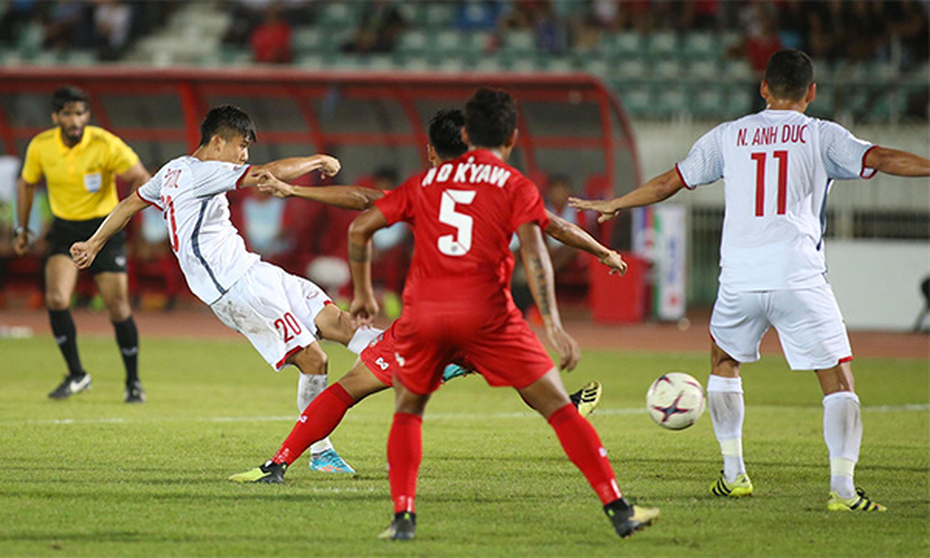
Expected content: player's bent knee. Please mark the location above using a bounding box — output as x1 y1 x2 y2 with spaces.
291 344 328 376
315 304 356 345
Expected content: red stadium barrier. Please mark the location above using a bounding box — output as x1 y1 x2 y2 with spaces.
0 67 642 312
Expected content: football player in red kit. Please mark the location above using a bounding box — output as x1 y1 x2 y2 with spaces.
349 88 659 541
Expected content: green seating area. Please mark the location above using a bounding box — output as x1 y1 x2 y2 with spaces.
1 0 925 123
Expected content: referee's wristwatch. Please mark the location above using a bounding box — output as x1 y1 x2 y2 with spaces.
13 226 33 238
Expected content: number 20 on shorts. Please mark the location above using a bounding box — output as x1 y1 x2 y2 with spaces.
274 312 302 342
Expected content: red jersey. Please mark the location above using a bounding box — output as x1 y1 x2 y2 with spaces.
374 149 549 312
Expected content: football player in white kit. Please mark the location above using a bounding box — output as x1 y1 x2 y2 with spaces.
70 105 385 474
570 50 930 512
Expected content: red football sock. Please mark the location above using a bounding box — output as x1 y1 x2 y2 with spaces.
548 403 622 505
272 383 355 465
388 413 423 514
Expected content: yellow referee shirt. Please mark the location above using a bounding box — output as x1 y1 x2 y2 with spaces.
21 125 140 221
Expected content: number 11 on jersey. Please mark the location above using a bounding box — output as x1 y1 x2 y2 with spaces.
751 150 788 217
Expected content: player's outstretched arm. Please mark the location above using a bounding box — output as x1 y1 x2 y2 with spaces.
864 147 930 177
517 221 580 372
242 154 341 187
347 207 389 325
70 193 148 270
544 211 627 276
568 168 686 223
256 172 385 210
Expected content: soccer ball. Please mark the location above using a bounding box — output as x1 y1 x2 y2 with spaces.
645 372 706 430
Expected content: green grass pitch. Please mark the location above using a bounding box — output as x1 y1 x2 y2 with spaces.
0 335 927 556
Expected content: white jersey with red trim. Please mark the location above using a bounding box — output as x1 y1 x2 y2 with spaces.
676 109 876 291
136 156 259 304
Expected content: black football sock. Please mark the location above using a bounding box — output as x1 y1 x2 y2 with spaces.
48 309 84 377
113 317 140 384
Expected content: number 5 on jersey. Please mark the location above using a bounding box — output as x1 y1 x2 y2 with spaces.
438 189 477 256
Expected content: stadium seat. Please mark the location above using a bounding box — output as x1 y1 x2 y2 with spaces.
615 58 647 80
424 3 456 26
688 59 720 80
604 31 643 59
292 27 323 56
434 29 462 54
727 88 754 115
681 31 721 61
646 31 678 60
318 3 357 28
654 87 688 117
500 30 536 55
398 30 430 55
653 59 682 79
691 85 727 118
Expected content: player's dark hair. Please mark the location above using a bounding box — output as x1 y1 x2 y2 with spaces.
464 87 518 149
199 104 257 147
428 109 468 160
764 49 814 102
52 86 89 112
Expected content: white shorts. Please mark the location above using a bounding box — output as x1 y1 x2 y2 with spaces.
709 283 852 371
210 261 332 370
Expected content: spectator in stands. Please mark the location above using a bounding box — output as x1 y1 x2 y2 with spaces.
533 0 568 54
342 0 405 54
452 0 503 31
884 0 929 70
677 0 720 31
0 0 38 43
369 167 410 296
807 0 846 65
544 175 583 271
93 0 132 61
731 1 783 112
249 2 292 64
130 205 183 311
241 186 293 262
224 0 311 47
43 0 91 52
0 155 19 307
775 0 810 51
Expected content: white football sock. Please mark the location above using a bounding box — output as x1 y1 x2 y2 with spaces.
823 391 861 499
347 326 383 355
297 373 334 455
707 375 746 483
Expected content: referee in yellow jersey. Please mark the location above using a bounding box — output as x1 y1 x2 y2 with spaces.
13 86 151 403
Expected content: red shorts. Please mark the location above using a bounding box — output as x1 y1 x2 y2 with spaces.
359 327 399 386
383 304 554 395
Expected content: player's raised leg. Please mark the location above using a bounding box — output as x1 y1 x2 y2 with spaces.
306 303 383 473
518 368 659 538
229 359 391 483
818 362 885 512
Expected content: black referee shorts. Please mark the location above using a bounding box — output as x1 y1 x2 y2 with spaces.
47 217 127 274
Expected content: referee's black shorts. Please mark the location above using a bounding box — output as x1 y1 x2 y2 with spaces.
47 217 127 274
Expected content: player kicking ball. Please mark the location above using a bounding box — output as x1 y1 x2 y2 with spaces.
229 108 619 484
70 105 387 474
570 50 930 512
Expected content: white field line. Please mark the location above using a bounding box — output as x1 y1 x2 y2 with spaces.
10 403 930 427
